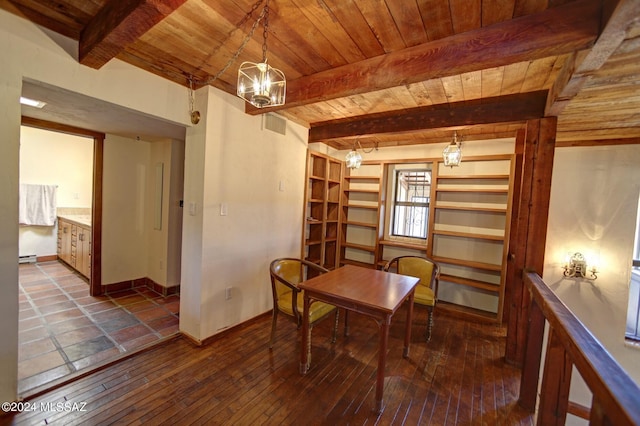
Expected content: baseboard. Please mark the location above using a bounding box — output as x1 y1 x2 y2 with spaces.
36 255 58 263
103 277 180 296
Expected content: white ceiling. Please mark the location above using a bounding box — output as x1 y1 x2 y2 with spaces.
20 80 186 142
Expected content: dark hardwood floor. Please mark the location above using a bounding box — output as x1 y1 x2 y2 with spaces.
2 305 534 425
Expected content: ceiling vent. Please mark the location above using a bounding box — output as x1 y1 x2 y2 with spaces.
263 113 287 135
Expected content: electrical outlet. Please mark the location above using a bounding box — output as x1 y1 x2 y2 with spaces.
225 287 232 300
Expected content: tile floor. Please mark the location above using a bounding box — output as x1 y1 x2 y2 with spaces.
18 261 179 395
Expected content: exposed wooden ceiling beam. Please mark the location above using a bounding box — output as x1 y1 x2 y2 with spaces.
309 91 548 143
546 0 640 116
79 0 187 69
0 0 80 39
247 0 600 115
555 137 640 148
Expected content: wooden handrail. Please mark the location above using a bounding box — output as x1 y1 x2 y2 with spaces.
520 271 640 425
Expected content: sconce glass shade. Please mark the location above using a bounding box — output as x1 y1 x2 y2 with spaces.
345 149 363 169
237 61 286 108
443 141 462 168
563 252 598 280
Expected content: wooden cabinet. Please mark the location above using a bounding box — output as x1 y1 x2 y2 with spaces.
57 217 91 278
57 219 73 265
75 224 91 278
427 155 514 322
339 162 383 269
301 150 343 272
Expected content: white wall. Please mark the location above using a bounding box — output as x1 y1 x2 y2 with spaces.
19 126 93 257
544 144 640 424
180 86 308 341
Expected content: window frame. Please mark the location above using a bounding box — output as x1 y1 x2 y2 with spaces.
384 164 432 244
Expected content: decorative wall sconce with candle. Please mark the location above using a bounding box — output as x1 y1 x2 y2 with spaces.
563 252 598 280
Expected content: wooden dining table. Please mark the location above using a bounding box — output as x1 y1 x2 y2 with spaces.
298 264 420 413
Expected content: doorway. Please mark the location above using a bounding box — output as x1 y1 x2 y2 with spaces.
17 120 183 396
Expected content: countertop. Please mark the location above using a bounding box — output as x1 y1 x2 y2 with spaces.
58 214 91 228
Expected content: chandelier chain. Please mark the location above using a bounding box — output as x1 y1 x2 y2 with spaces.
262 0 270 63
193 0 267 87
188 0 269 115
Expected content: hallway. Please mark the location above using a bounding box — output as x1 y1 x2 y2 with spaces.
18 261 179 395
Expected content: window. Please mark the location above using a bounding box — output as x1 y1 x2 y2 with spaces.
391 170 431 239
626 194 640 342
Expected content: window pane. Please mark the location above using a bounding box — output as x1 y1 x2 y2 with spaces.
393 205 428 238
392 170 430 238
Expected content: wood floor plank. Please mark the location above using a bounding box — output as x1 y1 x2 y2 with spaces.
2 308 533 425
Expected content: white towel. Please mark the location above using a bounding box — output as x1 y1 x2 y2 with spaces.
19 184 57 226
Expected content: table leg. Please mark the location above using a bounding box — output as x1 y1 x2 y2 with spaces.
344 310 350 337
300 295 311 374
375 317 391 413
404 290 414 358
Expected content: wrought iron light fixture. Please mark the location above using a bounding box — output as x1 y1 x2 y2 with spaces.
345 140 378 169
563 252 598 280
187 0 285 124
237 0 285 108
443 132 462 168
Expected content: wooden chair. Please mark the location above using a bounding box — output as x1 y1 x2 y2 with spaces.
269 258 339 349
384 255 440 341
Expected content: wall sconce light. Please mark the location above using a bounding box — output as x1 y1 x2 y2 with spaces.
345 140 378 169
563 252 598 280
443 132 462 168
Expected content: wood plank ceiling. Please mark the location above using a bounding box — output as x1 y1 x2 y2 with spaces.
3 0 640 150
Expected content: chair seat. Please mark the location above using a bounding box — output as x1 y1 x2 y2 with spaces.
414 285 435 306
277 290 336 323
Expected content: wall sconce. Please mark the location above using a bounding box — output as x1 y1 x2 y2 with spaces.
443 132 462 168
563 252 598 280
345 140 378 169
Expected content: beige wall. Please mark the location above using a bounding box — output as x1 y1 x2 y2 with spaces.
18 126 93 257
544 144 640 424
101 135 184 288
101 134 151 284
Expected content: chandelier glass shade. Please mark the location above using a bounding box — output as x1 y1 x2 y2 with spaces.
345 149 363 169
443 132 462 168
237 61 286 108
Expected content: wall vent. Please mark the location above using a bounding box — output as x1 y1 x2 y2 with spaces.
263 113 287 135
19 255 37 264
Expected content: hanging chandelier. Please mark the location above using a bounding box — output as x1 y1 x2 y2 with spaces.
187 0 285 124
237 0 286 108
345 148 363 169
345 140 378 169
443 132 462 168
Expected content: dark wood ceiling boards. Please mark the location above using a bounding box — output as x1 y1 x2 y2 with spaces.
3 0 640 150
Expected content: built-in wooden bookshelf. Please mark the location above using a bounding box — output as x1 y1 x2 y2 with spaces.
301 151 515 323
301 150 343 272
428 155 514 322
339 162 384 269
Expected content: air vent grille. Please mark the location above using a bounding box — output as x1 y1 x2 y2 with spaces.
263 113 287 135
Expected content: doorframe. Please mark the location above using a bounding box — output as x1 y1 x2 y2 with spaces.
21 116 104 296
